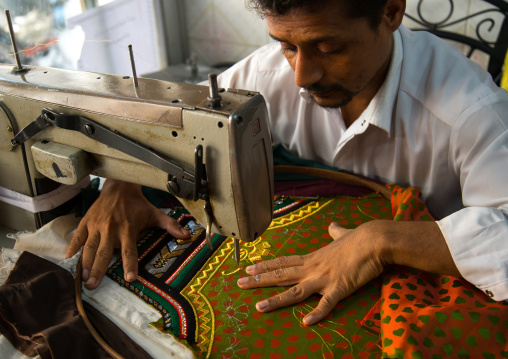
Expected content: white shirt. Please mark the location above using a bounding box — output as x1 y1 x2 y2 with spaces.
215 25 508 301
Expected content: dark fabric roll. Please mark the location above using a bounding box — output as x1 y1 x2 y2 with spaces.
0 251 152 359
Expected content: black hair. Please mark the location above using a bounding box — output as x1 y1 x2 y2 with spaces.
246 0 389 29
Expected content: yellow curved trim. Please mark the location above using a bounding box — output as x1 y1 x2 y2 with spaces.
181 198 334 356
269 200 327 229
181 238 236 356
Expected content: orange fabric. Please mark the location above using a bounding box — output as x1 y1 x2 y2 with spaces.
390 185 434 222
366 185 508 358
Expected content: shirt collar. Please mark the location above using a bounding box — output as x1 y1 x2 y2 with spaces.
360 28 403 136
298 28 403 136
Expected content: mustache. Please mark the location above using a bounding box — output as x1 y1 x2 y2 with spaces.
304 83 348 93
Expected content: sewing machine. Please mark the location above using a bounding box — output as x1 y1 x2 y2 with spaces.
0 61 274 258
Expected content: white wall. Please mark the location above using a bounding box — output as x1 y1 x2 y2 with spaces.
184 0 270 66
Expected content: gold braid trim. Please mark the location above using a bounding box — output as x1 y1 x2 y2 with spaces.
181 238 236 356
270 200 327 228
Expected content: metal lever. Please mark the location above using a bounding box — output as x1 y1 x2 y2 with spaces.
5 10 25 72
203 199 238 261
194 145 207 201
128 44 138 87
11 108 204 200
204 199 214 250
207 73 222 109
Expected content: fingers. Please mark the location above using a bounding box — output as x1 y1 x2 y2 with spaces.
238 255 305 288
249 282 345 327
250 283 344 327
153 210 190 239
66 224 88 259
238 264 302 289
83 231 115 289
120 230 140 283
80 230 100 281
303 290 343 325
255 282 314 313
244 255 305 275
328 222 350 240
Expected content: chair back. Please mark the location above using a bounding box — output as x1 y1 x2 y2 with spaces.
404 0 508 84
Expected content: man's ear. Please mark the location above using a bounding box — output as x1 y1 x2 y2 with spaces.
384 0 406 31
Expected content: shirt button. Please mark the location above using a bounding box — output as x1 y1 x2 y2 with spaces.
485 290 494 297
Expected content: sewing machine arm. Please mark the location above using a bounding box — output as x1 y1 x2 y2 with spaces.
0 64 274 246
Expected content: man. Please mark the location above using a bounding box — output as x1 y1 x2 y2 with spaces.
67 0 508 327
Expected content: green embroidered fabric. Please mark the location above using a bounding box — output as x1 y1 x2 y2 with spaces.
107 193 393 358
106 186 508 358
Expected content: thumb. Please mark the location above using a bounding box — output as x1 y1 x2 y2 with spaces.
153 209 191 239
328 222 351 240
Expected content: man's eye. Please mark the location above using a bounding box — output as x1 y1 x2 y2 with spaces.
281 48 297 55
318 45 342 56
280 43 297 54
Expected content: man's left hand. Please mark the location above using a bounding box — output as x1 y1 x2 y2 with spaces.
237 221 385 325
237 219 460 325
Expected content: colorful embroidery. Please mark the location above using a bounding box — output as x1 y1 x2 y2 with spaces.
107 208 229 342
108 194 391 357
180 194 392 358
106 188 508 358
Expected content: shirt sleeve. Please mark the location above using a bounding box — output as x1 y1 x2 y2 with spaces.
437 94 508 301
213 45 267 90
198 45 263 89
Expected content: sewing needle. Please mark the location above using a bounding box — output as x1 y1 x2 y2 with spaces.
234 238 240 266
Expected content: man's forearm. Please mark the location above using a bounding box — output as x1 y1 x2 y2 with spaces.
374 220 461 278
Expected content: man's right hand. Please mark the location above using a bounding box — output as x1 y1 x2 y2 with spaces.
66 179 190 289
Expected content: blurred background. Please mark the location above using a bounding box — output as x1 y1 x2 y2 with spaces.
0 0 505 83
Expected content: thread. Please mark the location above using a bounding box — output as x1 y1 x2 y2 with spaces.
7 39 112 58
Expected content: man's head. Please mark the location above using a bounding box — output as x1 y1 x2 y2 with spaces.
248 0 405 112
248 0 389 30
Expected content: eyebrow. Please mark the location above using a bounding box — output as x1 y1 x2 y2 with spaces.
269 33 342 44
269 33 285 42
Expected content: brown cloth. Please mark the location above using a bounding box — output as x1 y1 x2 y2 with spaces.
0 251 152 359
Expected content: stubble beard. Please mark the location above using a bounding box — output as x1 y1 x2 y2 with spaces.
304 83 360 109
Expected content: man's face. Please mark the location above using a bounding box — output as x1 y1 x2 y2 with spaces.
266 3 394 109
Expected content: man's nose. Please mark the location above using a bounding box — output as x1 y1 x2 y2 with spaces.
293 52 324 89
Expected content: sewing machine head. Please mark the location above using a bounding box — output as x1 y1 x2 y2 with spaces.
0 62 274 247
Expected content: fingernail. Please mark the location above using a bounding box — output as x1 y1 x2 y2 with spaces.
126 272 137 282
237 277 248 285
86 277 96 286
82 269 90 281
180 228 190 236
246 265 255 274
303 315 315 325
256 300 268 310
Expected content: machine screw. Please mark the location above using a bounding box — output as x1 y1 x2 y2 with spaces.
84 124 95 137
233 114 244 126
166 180 180 195
7 126 12 132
